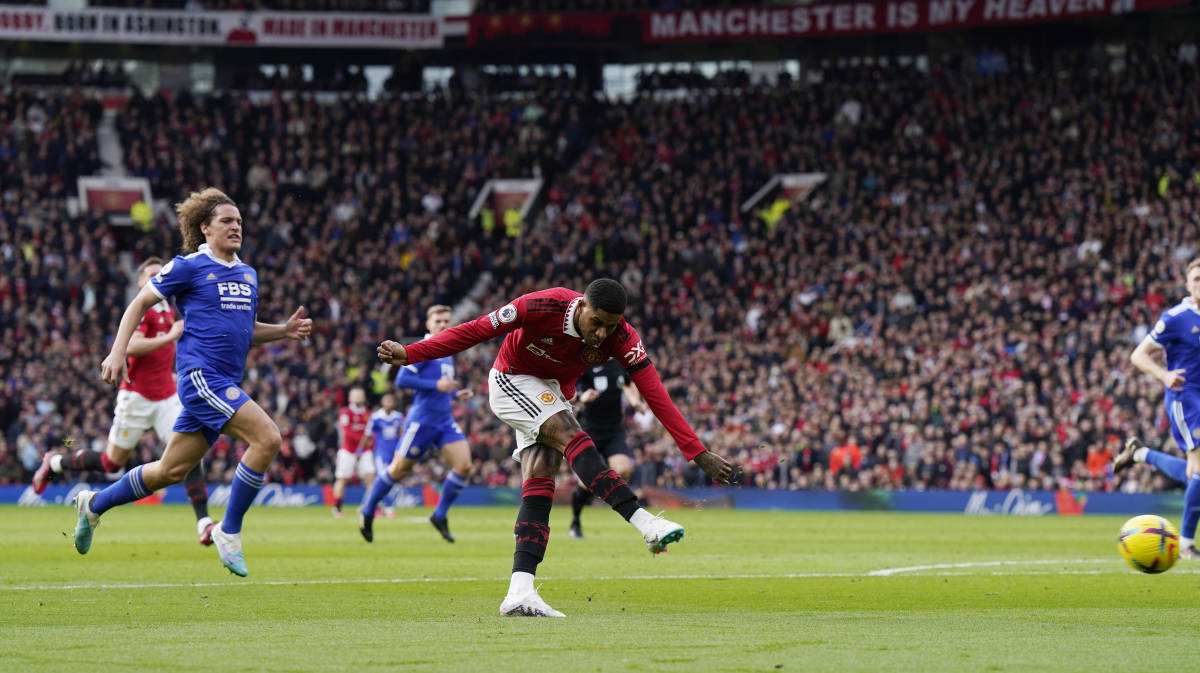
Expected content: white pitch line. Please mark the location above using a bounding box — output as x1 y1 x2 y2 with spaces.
6 560 1195 592
866 559 1108 576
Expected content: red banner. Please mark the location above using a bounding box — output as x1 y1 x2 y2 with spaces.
469 0 1184 45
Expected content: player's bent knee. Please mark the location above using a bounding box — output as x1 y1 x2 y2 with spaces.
521 444 562 480
538 411 583 452
161 460 195 485
261 429 282 455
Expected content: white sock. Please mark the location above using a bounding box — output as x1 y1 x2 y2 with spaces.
49 454 64 473
629 508 654 534
1182 537 1194 550
197 516 213 534
507 571 534 596
1133 447 1149 463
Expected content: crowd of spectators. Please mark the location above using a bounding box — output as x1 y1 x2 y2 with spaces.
228 64 369 94
3 42 1200 500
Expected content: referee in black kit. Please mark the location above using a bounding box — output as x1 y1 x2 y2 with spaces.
569 358 647 539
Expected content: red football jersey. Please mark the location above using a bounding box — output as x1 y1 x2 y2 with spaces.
405 287 706 459
338 406 370 453
120 301 177 401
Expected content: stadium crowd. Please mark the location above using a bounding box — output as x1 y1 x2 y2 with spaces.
2 42 1199 498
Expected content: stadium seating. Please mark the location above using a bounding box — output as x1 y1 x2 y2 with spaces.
2 42 1198 496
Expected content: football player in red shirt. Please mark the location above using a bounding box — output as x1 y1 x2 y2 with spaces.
379 278 736 617
32 257 216 545
331 387 373 518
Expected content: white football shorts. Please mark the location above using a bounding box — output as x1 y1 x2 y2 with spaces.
107 390 182 450
335 448 375 480
487 368 572 461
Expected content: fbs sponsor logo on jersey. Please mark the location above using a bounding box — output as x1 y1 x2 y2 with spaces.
538 391 556 405
217 280 254 312
581 347 603 365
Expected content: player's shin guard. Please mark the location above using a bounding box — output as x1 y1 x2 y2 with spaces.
512 477 554 575
184 463 209 521
1145 450 1189 483
222 462 265 535
563 431 638 521
1183 474 1200 542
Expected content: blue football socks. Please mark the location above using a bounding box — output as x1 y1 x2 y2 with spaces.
222 462 264 535
1183 474 1200 542
433 471 466 520
1144 449 1188 483
362 472 395 517
90 465 148 515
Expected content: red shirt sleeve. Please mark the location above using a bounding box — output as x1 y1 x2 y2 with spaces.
404 296 526 364
608 322 706 460
133 310 152 335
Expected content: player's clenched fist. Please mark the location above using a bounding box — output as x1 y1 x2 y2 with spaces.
377 340 408 366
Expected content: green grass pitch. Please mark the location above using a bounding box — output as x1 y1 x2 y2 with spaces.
1 505 1195 672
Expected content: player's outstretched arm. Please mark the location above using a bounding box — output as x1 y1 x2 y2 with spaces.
380 300 525 367
253 306 312 345
101 284 162 385
628 362 737 484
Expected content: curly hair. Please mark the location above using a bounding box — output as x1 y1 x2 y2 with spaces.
174 188 235 254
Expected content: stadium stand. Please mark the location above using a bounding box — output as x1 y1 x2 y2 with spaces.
2 41 1199 496
84 1 432 11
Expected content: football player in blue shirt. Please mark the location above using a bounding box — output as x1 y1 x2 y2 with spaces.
355 392 404 540
85 187 312 577
1118 258 1200 559
359 305 473 543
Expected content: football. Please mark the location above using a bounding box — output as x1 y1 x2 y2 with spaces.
1118 514 1179 574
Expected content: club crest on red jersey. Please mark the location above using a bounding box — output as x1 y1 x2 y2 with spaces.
581 348 603 365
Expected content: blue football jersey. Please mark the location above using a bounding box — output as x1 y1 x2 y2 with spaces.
1149 300 1200 392
395 356 456 421
148 243 258 381
367 409 405 455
